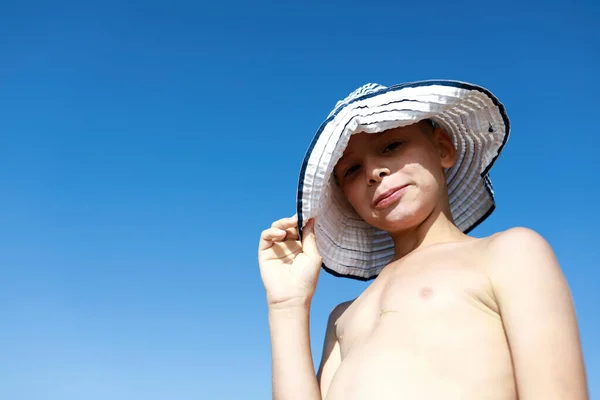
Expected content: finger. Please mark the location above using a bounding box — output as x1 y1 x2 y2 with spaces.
271 215 298 230
259 227 288 251
270 240 302 262
283 226 299 241
301 219 322 264
259 239 303 264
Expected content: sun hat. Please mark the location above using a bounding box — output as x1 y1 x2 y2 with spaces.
296 80 510 281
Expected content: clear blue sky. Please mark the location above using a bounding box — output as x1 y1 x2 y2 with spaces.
0 0 598 399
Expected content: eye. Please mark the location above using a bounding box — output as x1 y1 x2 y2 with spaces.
344 164 360 177
383 141 404 152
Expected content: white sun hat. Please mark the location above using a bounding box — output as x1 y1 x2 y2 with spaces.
296 80 510 281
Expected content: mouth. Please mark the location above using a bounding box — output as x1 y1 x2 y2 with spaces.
373 185 408 209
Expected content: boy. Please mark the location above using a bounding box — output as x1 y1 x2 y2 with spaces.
257 81 588 399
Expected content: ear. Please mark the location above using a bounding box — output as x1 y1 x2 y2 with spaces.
432 127 456 169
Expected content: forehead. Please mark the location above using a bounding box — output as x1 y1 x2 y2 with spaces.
342 123 421 152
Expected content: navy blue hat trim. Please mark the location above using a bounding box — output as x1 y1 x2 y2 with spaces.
296 80 510 280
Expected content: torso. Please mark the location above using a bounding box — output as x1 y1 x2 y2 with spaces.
324 238 518 400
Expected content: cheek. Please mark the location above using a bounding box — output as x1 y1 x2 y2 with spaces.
402 161 431 186
343 183 364 209
342 182 374 218
400 152 441 190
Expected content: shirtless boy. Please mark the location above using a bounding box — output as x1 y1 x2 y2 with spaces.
257 81 588 399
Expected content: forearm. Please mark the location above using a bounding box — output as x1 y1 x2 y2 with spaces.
268 305 321 400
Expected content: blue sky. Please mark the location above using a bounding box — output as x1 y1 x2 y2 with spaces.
0 0 598 399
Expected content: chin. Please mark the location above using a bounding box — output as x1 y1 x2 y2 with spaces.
364 202 432 233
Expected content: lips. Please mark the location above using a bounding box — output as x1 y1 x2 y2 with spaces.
373 185 408 209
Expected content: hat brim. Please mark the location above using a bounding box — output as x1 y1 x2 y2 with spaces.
297 80 510 281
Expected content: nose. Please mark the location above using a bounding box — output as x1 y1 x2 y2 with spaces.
366 161 390 185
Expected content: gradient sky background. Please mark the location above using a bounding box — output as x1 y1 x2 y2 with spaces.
1 0 599 399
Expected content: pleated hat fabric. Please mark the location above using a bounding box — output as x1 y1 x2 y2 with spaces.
296 80 510 281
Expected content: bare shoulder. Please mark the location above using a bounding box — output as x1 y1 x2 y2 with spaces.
323 299 356 341
477 230 587 398
317 299 355 388
481 227 557 266
486 226 552 248
327 299 354 325
479 227 565 290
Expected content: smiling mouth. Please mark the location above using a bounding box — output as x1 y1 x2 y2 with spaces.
373 186 408 209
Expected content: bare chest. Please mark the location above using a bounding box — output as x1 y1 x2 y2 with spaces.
335 260 499 357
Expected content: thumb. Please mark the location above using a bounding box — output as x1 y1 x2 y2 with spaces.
301 219 322 265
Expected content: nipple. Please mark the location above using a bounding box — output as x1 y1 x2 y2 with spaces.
419 287 434 299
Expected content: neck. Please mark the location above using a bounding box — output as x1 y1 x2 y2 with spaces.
389 207 469 261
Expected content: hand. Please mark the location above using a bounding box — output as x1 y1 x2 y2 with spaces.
258 215 322 308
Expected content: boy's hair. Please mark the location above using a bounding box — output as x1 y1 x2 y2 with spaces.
420 118 436 134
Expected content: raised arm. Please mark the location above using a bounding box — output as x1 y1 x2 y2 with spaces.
258 216 323 400
488 227 588 399
268 303 321 400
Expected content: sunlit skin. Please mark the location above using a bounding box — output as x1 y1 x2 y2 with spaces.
333 120 464 259
258 121 588 400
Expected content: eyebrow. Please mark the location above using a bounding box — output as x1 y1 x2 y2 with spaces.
337 131 389 163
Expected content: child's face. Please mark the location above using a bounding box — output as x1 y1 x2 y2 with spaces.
333 121 456 234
